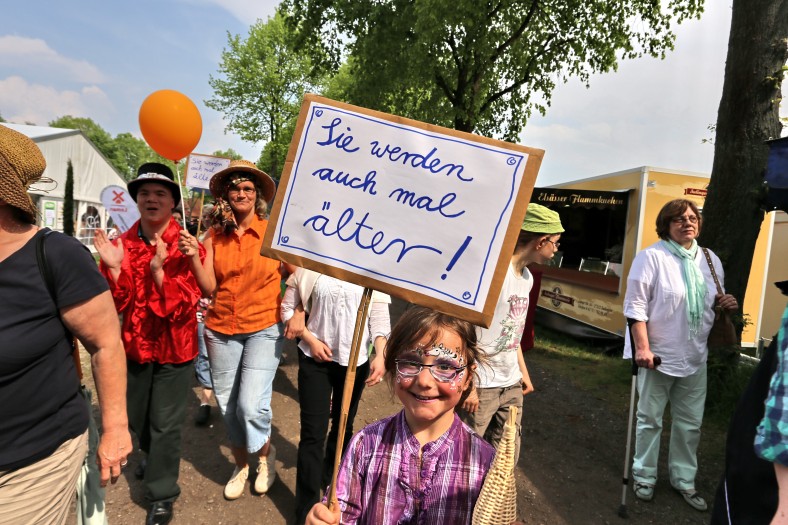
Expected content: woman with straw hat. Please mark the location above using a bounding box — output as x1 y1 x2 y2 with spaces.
0 125 131 524
179 159 286 500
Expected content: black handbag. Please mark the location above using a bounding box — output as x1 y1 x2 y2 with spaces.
702 247 738 347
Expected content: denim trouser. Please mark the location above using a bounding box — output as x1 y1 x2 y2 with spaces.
194 322 212 390
632 365 707 491
205 323 284 453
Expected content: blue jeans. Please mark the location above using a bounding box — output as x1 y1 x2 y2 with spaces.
194 322 212 390
204 323 284 453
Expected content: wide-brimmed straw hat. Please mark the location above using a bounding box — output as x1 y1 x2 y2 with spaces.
127 162 181 206
0 125 46 221
209 159 275 203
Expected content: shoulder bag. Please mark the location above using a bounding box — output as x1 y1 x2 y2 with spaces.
701 247 738 347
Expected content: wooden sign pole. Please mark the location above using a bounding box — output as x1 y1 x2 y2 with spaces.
326 287 373 511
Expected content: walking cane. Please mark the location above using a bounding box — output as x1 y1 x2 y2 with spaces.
618 320 660 518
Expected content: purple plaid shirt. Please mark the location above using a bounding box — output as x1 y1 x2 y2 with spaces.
333 410 495 525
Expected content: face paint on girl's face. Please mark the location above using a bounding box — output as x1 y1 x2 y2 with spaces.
413 342 465 367
394 330 471 435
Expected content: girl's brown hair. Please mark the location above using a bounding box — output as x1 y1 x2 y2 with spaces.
384 305 486 401
655 199 702 240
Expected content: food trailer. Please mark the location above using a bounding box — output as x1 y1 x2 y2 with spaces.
532 166 786 350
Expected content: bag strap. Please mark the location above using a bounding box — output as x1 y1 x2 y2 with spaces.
701 247 724 295
35 229 83 382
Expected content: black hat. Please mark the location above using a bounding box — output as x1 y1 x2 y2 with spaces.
128 162 181 206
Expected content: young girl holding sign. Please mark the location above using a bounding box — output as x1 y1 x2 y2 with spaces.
304 305 496 525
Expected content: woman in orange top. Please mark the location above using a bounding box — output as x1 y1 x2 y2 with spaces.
179 160 285 500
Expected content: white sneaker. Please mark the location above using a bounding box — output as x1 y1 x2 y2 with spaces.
254 444 277 494
677 489 708 511
223 465 249 500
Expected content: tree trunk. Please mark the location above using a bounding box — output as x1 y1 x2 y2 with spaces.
701 0 788 311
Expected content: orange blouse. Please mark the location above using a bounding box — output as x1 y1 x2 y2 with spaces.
205 216 282 335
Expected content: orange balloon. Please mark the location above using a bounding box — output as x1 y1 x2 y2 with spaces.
139 90 202 161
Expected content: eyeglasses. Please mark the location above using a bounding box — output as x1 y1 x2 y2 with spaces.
394 359 466 383
228 186 256 196
545 239 560 249
671 215 698 225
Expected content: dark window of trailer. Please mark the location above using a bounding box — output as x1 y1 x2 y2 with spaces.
532 188 629 278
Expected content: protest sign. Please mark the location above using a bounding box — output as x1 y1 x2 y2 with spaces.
262 95 542 327
185 153 231 190
100 185 140 233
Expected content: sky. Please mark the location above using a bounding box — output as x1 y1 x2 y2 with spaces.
1 1 777 186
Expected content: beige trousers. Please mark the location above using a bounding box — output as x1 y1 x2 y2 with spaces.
0 431 88 525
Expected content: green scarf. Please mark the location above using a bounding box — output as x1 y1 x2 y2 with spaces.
662 239 706 336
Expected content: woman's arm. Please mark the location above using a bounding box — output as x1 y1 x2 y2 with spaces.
178 230 216 296
61 290 132 487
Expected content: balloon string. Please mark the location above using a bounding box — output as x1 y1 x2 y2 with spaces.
174 162 187 230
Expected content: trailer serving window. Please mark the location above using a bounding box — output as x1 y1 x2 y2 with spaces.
530 188 630 294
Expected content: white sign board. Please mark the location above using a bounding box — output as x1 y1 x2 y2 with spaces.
185 153 231 190
100 185 140 233
263 95 542 326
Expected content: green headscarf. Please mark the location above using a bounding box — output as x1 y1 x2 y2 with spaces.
662 239 707 337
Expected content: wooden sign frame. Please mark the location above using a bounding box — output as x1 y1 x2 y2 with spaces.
262 94 542 327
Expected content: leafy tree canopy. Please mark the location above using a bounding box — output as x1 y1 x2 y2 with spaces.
285 0 705 140
212 148 244 160
207 10 325 178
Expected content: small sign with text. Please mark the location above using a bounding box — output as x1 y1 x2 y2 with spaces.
185 153 231 190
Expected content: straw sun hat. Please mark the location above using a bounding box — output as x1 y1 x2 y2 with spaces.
0 125 46 221
209 159 275 203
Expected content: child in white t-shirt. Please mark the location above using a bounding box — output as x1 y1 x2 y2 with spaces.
458 203 564 463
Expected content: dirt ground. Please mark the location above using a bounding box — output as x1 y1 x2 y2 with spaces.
70 301 724 525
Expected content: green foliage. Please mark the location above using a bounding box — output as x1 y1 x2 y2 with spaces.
211 148 244 160
0 113 6 123
207 10 325 179
48 115 168 180
63 160 75 236
534 325 754 429
286 0 704 139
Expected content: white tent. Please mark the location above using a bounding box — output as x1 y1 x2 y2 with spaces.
2 123 128 249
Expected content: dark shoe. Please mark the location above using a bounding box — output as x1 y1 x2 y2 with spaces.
194 404 211 426
135 458 147 480
146 501 173 525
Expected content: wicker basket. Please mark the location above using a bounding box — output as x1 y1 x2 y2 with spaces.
472 406 518 525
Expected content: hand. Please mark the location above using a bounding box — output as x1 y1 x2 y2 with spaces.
305 502 340 525
635 347 657 369
716 293 738 311
366 353 385 386
521 379 534 396
94 229 124 269
310 340 333 363
150 233 168 274
462 387 479 413
178 230 200 258
96 428 133 487
284 307 306 339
